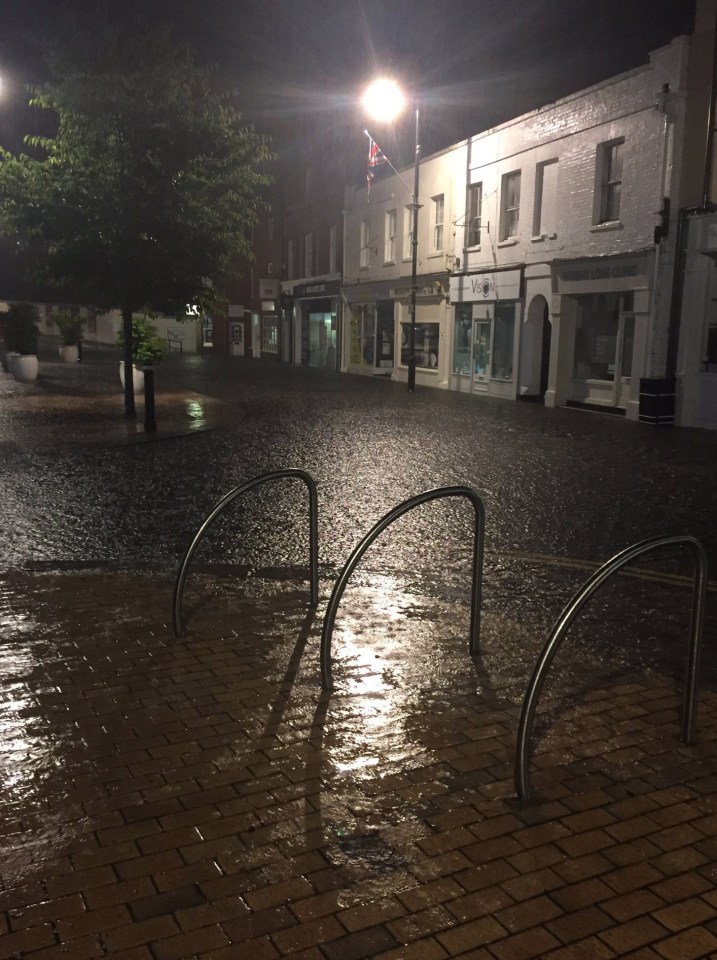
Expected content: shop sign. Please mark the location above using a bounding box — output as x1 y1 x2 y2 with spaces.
449 269 521 303
554 254 649 293
390 285 439 298
305 283 327 294
259 278 279 298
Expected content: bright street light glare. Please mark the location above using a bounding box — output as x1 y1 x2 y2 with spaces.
362 78 406 123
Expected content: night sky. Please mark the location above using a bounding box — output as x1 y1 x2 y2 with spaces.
0 0 700 164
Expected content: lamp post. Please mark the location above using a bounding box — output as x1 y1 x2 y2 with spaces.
362 78 420 392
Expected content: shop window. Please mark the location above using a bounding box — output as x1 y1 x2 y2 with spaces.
262 315 279 353
595 139 624 224
384 209 396 263
350 303 376 368
453 305 472 374
453 303 514 381
533 160 558 237
466 183 482 247
491 302 514 381
500 171 521 241
432 195 444 252
573 292 633 381
401 321 439 369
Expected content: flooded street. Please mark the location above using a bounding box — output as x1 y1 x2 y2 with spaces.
1 347 717 958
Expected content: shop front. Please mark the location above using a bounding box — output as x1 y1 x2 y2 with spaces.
448 269 522 398
343 276 448 384
289 280 340 369
551 253 652 419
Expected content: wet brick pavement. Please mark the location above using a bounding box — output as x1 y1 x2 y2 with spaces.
2 342 717 958
2 562 717 959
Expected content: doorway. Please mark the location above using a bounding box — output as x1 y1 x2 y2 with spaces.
519 295 551 398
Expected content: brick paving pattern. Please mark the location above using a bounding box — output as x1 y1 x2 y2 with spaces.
1 567 717 959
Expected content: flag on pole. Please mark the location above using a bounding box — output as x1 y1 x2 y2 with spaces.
366 132 388 198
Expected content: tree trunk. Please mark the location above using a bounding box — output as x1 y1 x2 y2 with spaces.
122 305 136 419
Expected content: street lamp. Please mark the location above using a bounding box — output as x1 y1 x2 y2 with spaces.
362 78 420 392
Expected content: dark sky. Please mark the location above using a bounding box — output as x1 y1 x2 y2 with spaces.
0 0 699 161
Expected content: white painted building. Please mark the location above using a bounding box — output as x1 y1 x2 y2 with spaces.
451 35 691 420
342 144 466 387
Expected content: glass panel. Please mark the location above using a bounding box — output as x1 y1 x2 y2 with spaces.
621 315 635 379
453 305 472 375
401 321 439 369
573 293 619 381
308 312 336 367
350 307 363 365
491 302 514 382
474 320 491 378
376 301 394 368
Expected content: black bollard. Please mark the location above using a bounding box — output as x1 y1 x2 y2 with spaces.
77 338 83 361
143 363 157 432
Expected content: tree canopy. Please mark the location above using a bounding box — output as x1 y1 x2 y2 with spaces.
0 16 274 319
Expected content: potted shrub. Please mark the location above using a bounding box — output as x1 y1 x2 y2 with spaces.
2 301 40 382
116 313 167 392
53 310 85 362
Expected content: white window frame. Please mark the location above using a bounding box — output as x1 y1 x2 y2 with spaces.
595 138 624 224
304 232 313 277
329 225 337 274
360 220 370 269
500 171 521 241
466 183 482 247
384 209 396 263
432 194 444 252
402 205 413 260
533 159 559 238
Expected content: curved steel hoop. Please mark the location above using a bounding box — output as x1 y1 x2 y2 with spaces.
173 469 319 636
320 485 485 691
515 534 708 801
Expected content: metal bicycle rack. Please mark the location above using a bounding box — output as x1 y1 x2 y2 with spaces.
172 469 319 637
515 534 708 802
320 486 485 691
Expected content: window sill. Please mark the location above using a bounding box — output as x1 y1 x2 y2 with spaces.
591 220 623 233
465 244 482 252
428 251 444 258
530 233 557 243
497 238 519 247
383 260 396 267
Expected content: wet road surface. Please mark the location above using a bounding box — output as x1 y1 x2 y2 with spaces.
1 342 717 957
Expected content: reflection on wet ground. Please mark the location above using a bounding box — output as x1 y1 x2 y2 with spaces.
1 562 716 957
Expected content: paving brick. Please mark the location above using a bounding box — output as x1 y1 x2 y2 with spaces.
321 924 400 960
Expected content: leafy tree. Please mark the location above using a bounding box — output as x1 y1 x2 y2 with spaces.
0 15 273 415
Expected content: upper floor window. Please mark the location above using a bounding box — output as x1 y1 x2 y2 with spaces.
403 205 413 259
287 239 294 280
384 209 396 263
360 220 370 268
533 159 559 237
500 171 521 241
596 139 624 223
304 232 313 277
466 182 482 247
432 194 444 252
329 225 337 274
